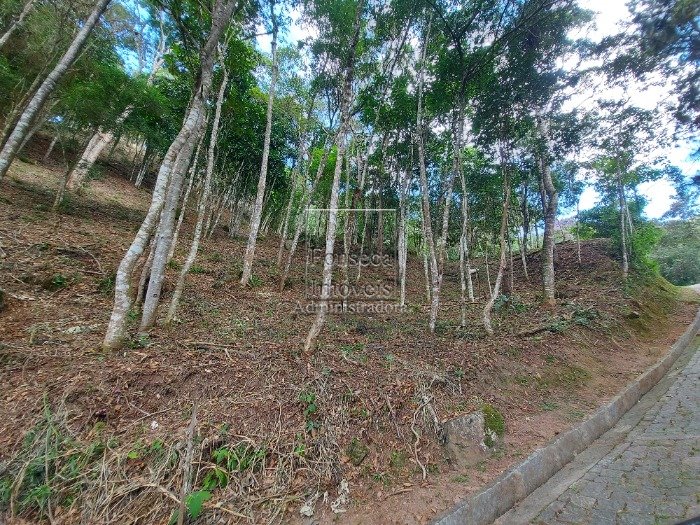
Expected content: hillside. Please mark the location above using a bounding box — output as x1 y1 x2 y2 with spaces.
0 156 697 524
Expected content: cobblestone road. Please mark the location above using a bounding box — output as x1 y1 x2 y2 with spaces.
533 348 700 525
497 341 700 525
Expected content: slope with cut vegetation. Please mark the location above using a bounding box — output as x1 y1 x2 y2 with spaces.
1 158 697 524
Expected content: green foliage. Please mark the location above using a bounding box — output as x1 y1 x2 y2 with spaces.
299 390 319 432
630 223 663 273
46 273 67 291
211 444 266 473
188 264 206 274
652 219 700 285
128 334 150 349
2 403 112 518
571 306 600 327
341 342 367 363
493 294 528 314
185 490 211 519
97 273 116 295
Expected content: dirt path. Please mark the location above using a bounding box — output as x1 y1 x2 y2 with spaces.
496 337 700 525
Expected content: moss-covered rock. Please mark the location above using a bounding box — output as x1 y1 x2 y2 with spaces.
345 438 369 466
481 403 505 447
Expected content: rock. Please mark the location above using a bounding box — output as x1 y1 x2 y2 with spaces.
0 289 5 312
345 437 369 466
442 405 505 468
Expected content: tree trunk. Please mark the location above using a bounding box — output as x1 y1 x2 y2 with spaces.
168 135 204 262
103 0 235 348
482 148 511 335
43 135 58 163
484 241 493 298
458 167 474 326
66 107 131 190
167 66 229 323
66 25 165 190
398 167 410 307
617 177 629 280
240 3 279 285
415 18 440 332
0 0 37 49
0 0 111 182
304 0 363 353
538 116 558 306
279 135 334 290
575 199 581 264
518 182 529 280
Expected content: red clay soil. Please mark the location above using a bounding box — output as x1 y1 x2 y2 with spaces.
0 155 697 525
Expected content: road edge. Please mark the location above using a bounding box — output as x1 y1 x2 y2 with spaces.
432 307 700 525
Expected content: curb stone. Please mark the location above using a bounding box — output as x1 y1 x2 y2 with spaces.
432 307 700 525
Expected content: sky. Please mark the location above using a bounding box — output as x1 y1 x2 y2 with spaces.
256 0 699 219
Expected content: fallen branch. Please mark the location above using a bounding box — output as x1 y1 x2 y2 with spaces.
177 405 198 525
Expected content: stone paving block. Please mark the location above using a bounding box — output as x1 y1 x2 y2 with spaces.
529 348 700 525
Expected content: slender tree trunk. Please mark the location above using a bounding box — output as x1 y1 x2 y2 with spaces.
304 0 363 353
18 100 56 154
279 136 334 290
575 199 581 264
167 66 228 323
138 116 207 331
168 135 204 262
506 226 514 294
484 241 493 298
103 0 235 348
537 116 558 306
241 4 279 285
0 0 112 182
482 147 511 335
415 17 439 332
617 177 629 280
135 237 156 308
66 107 132 190
398 168 410 307
518 183 529 280
0 0 37 49
66 25 165 190
43 135 58 163
458 170 474 325
277 161 299 266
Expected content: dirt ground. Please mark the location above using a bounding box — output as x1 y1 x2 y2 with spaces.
1 147 697 524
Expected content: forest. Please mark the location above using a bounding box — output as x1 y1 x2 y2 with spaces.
0 0 698 522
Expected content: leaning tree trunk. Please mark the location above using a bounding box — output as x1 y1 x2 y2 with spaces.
537 117 558 306
304 0 363 353
168 135 204 262
240 3 279 285
103 0 235 348
65 107 132 190
483 144 512 335
0 0 37 50
167 66 229 323
0 0 112 182
66 27 165 191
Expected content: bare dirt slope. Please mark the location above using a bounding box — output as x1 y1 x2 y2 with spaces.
1 156 697 524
